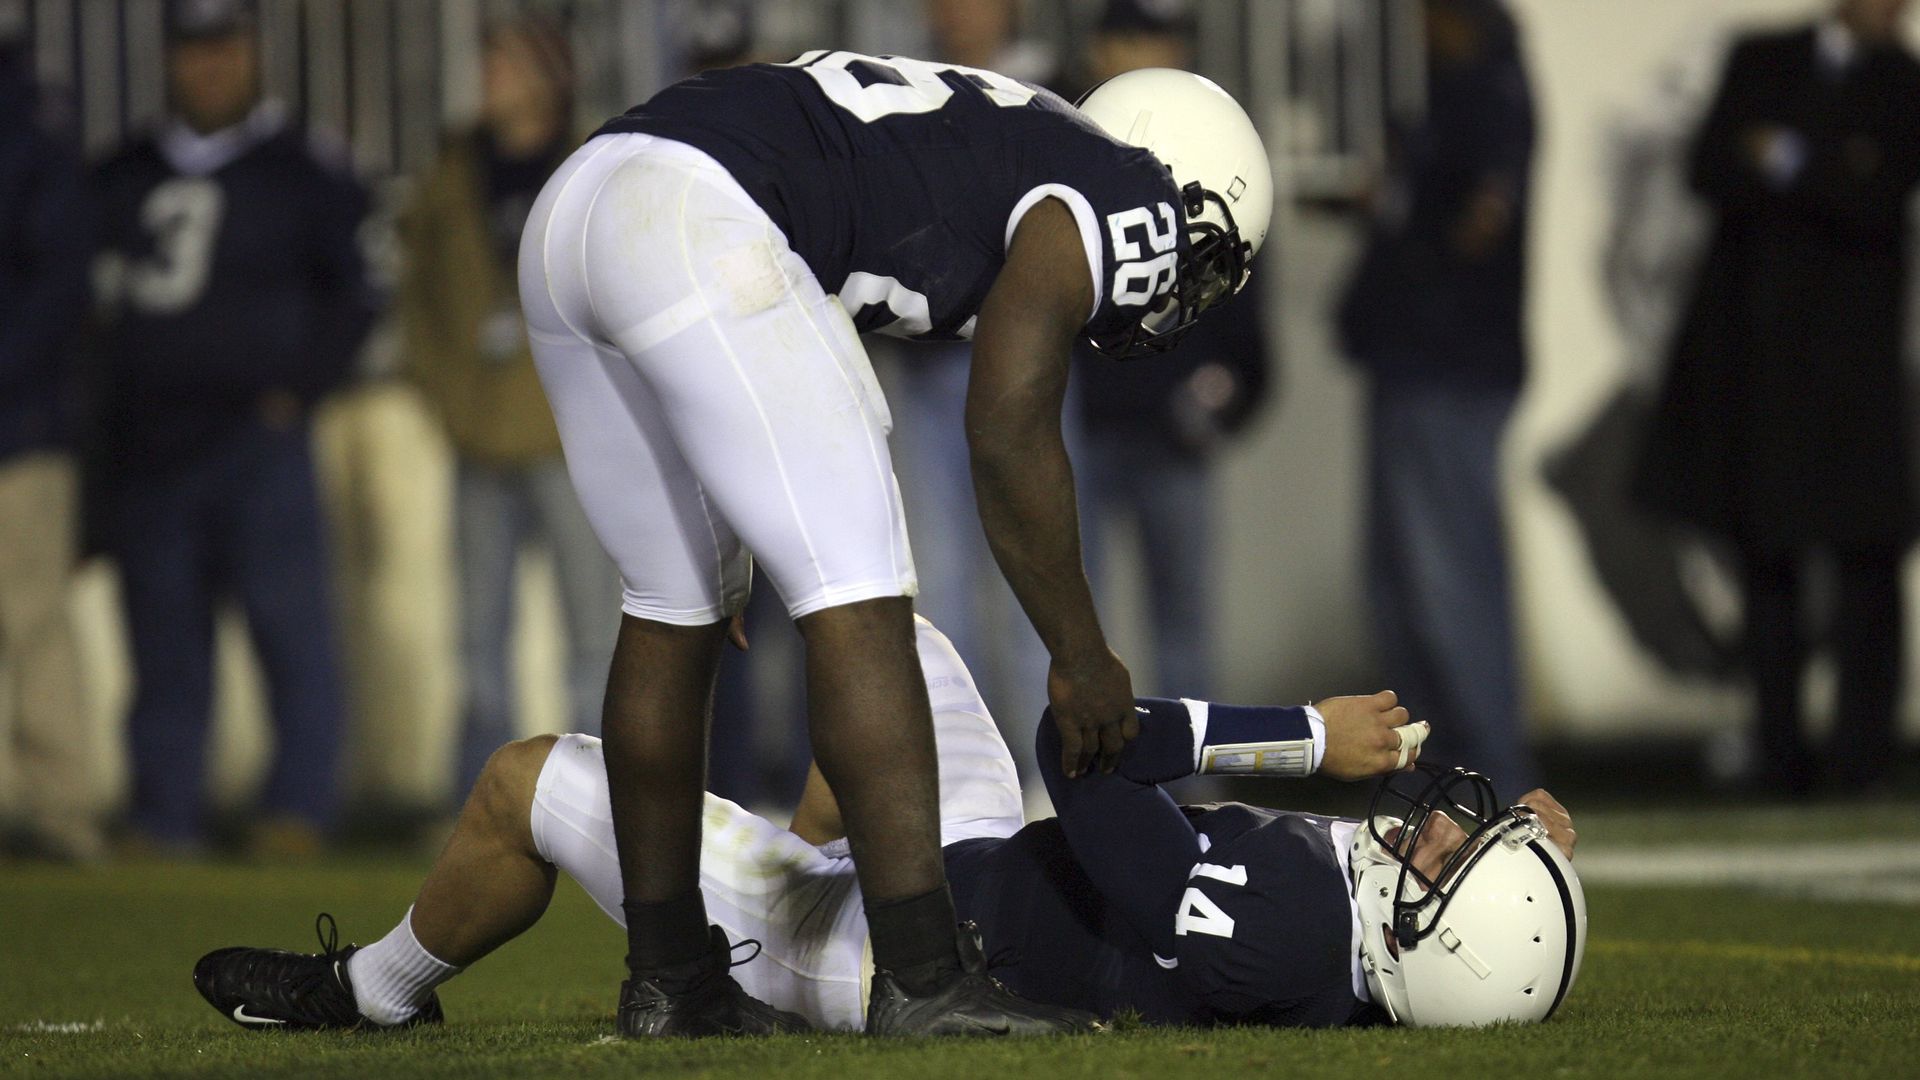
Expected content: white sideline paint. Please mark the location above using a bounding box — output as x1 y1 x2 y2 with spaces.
1577 841 1920 905
11 1021 107 1034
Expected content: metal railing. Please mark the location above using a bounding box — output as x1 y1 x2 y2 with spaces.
7 0 1418 198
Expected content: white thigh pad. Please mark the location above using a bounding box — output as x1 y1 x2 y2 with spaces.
525 132 917 623
529 734 870 1030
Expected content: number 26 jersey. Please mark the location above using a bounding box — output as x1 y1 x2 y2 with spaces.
595 51 1185 343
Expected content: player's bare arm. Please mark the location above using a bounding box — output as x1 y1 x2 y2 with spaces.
969 197 1137 779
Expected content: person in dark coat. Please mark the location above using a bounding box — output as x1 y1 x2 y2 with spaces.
1635 0 1920 795
1336 0 1538 800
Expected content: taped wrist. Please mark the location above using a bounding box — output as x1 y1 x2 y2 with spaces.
1185 699 1327 777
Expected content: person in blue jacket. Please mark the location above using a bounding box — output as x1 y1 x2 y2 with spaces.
1337 0 1539 800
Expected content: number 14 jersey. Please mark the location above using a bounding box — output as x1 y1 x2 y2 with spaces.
595 51 1184 343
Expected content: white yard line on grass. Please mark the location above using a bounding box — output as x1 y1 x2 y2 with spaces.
1578 840 1920 904
1593 938 1920 972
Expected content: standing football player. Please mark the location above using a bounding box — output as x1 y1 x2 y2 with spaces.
513 50 1274 1037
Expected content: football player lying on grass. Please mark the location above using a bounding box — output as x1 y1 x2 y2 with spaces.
193 617 1584 1034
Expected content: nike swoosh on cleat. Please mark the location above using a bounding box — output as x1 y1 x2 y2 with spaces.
232 1004 288 1026
953 1015 1011 1036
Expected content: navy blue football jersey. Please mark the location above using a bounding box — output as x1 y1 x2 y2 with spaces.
946 802 1380 1027
1171 803 1370 1025
91 114 374 471
595 50 1184 342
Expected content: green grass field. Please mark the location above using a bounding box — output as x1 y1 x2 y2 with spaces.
5 805 1920 1079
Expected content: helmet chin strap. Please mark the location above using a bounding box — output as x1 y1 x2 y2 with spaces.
1435 926 1494 980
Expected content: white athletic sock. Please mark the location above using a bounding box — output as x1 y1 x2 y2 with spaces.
346 907 462 1026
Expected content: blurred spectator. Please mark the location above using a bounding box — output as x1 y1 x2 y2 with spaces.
90 0 375 854
399 16 617 801
1071 0 1270 701
928 0 1055 87
677 0 757 72
0 42 100 861
1337 0 1537 799
878 0 1061 793
1065 0 1186 96
1635 0 1920 796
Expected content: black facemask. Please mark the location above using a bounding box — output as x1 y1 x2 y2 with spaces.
1088 181 1253 360
1365 764 1544 950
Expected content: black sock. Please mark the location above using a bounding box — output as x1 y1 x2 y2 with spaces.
623 891 712 978
865 884 960 989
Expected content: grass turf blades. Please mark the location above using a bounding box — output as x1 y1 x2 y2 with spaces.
4 835 1919 1078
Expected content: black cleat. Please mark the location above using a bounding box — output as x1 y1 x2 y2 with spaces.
193 913 444 1032
866 922 1105 1037
618 925 812 1037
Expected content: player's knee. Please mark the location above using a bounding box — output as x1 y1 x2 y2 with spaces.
795 595 913 643
471 735 559 833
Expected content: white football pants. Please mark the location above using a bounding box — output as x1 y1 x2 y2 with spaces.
518 131 916 622
528 616 1024 1031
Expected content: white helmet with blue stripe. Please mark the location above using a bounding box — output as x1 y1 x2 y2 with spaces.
1076 67 1272 357
1349 766 1588 1027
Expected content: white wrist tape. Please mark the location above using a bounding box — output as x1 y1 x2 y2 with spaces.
1183 698 1210 773
1190 703 1329 778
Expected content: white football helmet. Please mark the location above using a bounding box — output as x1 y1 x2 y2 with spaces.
1076 67 1273 357
1350 767 1588 1028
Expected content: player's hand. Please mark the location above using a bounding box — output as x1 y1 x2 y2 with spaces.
1047 648 1137 778
727 613 749 652
1314 690 1427 781
1517 789 1577 860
